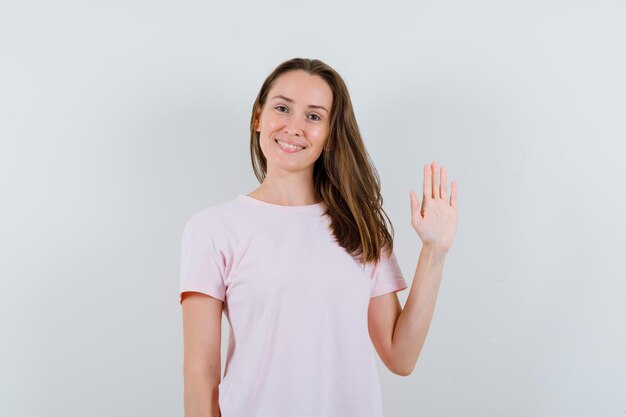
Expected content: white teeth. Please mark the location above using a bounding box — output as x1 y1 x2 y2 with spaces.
277 140 304 151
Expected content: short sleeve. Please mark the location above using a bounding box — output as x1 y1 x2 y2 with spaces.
179 220 226 304
370 248 408 298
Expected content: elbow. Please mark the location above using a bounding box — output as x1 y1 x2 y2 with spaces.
390 356 417 377
393 366 414 377
385 345 419 376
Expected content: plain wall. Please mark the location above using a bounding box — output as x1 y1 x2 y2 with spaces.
1 0 625 416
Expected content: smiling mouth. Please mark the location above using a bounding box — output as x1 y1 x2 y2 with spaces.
275 139 306 152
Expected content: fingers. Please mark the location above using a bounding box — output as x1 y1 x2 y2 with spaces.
423 163 432 200
451 180 458 209
441 166 448 201
424 161 454 204
432 161 440 199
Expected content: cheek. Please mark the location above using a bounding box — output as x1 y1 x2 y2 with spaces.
259 112 277 129
311 127 329 145
307 122 324 136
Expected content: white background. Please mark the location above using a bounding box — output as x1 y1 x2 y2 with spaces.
1 1 625 416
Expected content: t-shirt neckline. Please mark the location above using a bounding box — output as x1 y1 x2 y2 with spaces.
236 194 326 212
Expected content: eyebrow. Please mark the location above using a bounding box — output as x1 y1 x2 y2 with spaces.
270 95 329 113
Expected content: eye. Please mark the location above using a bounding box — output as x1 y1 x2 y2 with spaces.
274 105 321 121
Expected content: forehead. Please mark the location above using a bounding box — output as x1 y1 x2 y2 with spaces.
268 70 333 109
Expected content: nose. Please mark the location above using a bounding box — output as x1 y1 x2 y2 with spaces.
284 112 304 136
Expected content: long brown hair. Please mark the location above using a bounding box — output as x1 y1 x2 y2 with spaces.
249 57 395 266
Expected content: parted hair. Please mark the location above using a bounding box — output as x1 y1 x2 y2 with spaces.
249 57 395 266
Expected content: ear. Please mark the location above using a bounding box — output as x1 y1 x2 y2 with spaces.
254 116 261 132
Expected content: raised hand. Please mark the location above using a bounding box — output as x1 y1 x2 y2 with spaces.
409 161 459 253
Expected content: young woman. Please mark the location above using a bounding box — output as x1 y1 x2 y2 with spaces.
179 58 459 417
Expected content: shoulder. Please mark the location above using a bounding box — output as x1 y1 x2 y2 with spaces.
185 196 256 237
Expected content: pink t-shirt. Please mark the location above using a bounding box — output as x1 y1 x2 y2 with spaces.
179 194 408 417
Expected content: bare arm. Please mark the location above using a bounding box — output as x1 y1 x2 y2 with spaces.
368 245 446 376
369 162 458 376
182 292 224 417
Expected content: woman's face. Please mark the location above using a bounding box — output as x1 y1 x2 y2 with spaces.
254 70 333 174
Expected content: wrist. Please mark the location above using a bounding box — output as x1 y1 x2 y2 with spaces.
422 243 448 258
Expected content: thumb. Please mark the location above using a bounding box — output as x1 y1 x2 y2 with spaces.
410 191 421 224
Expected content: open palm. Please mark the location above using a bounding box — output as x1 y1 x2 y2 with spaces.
410 161 459 252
